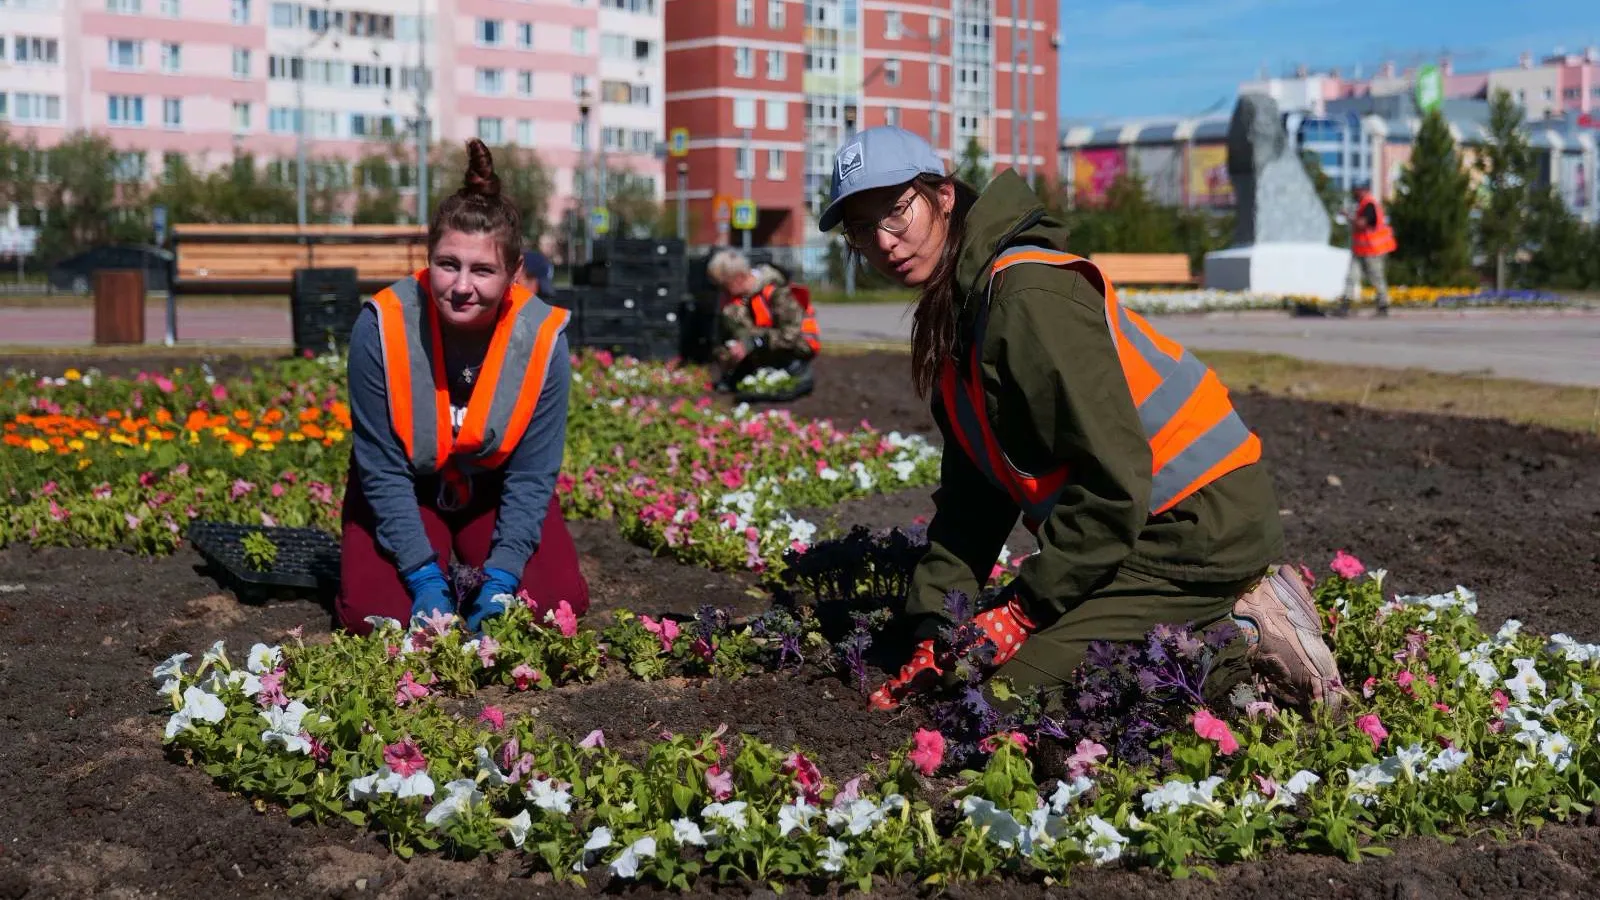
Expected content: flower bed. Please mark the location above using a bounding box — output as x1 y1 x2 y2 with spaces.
0 351 939 572
151 544 1600 889
1120 286 1572 314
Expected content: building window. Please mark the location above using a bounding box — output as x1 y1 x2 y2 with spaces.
517 22 532 48
929 61 939 92
477 117 503 144
733 97 756 129
735 0 752 26
161 0 179 15
106 0 141 13
230 0 249 25
232 100 251 132
886 11 902 39
14 93 62 123
161 42 180 72
517 118 534 145
572 74 590 98
735 146 752 178
269 1 297 27
477 19 502 46
517 70 533 96
767 149 785 178
108 39 143 70
571 26 587 53
113 151 145 182
476 68 504 95
232 47 251 78
162 97 181 127
764 98 787 130
572 122 586 147
884 107 899 127
268 106 298 133
109 95 145 126
0 94 7 121
884 60 900 86
766 50 784 80
768 0 784 28
734 47 753 78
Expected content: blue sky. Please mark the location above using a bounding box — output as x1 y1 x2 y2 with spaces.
1057 0 1600 121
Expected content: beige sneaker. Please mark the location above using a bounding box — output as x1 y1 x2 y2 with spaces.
1231 565 1345 712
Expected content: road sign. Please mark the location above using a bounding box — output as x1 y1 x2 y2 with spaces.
1415 64 1444 114
731 200 757 231
590 207 610 236
668 127 690 158
153 205 168 247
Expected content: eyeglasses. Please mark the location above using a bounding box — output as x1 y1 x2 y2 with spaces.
842 192 918 251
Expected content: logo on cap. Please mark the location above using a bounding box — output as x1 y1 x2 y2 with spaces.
836 142 864 182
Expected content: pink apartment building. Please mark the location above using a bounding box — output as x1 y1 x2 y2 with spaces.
0 0 664 234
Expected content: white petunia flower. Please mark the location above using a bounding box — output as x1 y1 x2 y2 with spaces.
227 669 262 698
1048 776 1095 813
198 640 229 672
1465 657 1500 689
505 810 532 848
474 747 510 788
1495 619 1524 645
1283 769 1322 797
527 777 572 815
819 837 848 872
152 652 191 697
163 685 228 739
827 798 887 837
260 700 312 754
607 836 657 879
1539 732 1574 772
701 801 750 833
424 778 484 828
246 643 282 674
1428 748 1470 775
1080 815 1128 865
394 770 435 799
671 818 709 847
960 797 1025 850
778 798 820 837
1504 658 1547 705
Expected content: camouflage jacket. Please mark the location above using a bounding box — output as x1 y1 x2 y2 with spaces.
715 270 817 365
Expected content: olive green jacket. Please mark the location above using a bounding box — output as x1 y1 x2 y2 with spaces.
908 170 1284 633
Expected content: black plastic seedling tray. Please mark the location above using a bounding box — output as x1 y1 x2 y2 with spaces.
188 520 341 597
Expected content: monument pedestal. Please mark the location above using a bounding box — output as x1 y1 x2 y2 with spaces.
1202 243 1350 299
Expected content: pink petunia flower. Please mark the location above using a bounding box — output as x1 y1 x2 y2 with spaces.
908 729 946 776
478 705 506 731
1192 708 1241 755
704 764 734 800
256 669 289 708
383 740 428 777
476 635 499 669
395 670 431 707
579 729 606 749
229 479 255 501
640 615 680 652
1356 713 1388 751
511 664 541 691
1491 690 1509 713
552 600 579 638
1065 738 1108 778
781 751 823 804
1330 550 1366 580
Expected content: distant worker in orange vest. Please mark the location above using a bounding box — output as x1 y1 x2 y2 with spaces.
1338 183 1397 318
337 138 589 637
706 248 822 395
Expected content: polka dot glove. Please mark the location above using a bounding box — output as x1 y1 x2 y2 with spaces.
973 598 1036 667
868 640 944 711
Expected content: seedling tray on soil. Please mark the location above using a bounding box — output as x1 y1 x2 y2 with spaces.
734 382 814 404
188 521 341 599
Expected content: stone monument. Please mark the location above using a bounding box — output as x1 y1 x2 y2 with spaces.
1203 93 1349 298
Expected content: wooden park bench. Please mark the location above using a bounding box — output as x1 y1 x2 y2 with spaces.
170 223 428 296
1089 252 1199 287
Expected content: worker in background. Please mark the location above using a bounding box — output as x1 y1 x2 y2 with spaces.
1338 184 1397 318
706 248 822 395
520 234 558 298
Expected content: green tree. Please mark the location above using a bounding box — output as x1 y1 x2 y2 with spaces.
1064 171 1176 253
1386 108 1476 286
606 168 666 238
955 137 991 190
429 142 553 241
353 150 407 224
1475 88 1535 289
1518 187 1592 289
1300 149 1348 248
24 132 148 264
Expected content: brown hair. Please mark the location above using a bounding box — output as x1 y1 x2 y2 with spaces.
906 174 979 398
427 138 523 269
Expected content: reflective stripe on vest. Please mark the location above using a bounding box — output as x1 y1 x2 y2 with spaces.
1351 198 1397 257
748 284 822 353
938 247 1262 530
365 269 571 479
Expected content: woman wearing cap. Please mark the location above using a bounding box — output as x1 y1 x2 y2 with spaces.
817 126 1342 713
337 138 590 636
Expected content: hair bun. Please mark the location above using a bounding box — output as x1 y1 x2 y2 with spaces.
462 138 502 199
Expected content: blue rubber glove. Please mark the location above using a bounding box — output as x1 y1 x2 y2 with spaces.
464 567 521 634
402 561 454 627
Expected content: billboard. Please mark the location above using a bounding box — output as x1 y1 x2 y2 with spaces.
1072 147 1128 206
1559 152 1589 210
1131 146 1183 206
1186 144 1233 207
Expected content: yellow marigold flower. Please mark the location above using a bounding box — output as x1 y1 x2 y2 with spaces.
326 428 346 443
28 437 49 453
68 439 85 451
78 457 92 470
83 429 101 440
288 432 306 442
231 442 248 457
64 368 82 381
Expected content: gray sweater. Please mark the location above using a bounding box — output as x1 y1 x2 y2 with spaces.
347 305 571 576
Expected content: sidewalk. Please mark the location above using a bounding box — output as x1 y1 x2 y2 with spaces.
0 302 292 348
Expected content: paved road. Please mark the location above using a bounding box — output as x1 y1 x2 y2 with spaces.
814 303 1600 389
6 301 1600 390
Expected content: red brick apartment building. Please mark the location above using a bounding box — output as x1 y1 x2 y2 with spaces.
664 0 1057 257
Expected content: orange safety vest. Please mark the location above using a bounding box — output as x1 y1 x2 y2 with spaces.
365 269 570 507
1351 197 1397 257
938 247 1262 532
745 283 822 354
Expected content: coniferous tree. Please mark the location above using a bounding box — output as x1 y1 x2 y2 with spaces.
1387 108 1476 286
1475 88 1535 289
955 137 990 190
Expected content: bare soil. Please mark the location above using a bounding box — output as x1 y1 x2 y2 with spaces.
2 351 1598 898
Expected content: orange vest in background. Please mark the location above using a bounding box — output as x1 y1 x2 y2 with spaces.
745 283 822 354
939 247 1262 532
1352 197 1398 257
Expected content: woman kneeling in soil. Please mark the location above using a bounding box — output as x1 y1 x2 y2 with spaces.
817 126 1342 712
336 139 590 635
706 249 821 394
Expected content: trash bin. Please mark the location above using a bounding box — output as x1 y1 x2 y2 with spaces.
93 269 146 345
290 267 362 357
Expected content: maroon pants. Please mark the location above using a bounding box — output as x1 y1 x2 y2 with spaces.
335 468 590 636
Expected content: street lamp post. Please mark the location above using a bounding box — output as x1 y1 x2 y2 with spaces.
577 90 593 264
414 0 429 226
676 160 689 241
842 104 858 296
294 6 336 228
741 127 753 251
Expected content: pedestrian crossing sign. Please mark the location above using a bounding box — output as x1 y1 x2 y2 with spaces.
590 207 610 236
668 128 689 158
731 200 756 230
